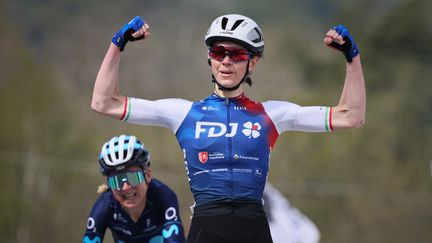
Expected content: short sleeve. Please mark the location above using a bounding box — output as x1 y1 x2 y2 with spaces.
121 97 193 133
263 101 332 133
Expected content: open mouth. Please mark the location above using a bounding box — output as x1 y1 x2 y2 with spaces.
122 192 137 200
220 70 233 77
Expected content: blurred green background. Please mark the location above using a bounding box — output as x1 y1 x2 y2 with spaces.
1 0 431 242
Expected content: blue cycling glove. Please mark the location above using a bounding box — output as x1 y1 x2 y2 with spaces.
328 25 359 62
112 16 145 51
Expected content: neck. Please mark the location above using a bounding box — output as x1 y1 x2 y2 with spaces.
124 201 146 223
214 84 244 98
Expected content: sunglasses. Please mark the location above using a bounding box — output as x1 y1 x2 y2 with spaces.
107 171 146 190
208 45 251 62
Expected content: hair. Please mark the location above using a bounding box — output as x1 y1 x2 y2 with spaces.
97 183 109 194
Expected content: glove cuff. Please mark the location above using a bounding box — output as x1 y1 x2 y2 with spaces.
112 34 126 51
344 41 359 62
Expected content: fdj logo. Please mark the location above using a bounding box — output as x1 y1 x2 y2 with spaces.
195 121 261 138
195 122 238 138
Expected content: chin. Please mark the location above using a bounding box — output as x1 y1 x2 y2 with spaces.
121 202 138 209
121 198 142 209
217 79 240 88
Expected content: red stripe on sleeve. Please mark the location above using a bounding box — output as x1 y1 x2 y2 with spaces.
329 107 333 131
120 97 128 121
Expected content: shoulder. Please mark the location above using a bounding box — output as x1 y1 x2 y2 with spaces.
149 178 176 195
262 100 301 111
147 179 179 206
156 98 193 107
87 191 117 224
93 191 116 211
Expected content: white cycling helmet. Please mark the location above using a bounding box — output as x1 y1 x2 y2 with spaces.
205 14 264 55
98 135 151 175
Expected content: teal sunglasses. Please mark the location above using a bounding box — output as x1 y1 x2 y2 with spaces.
107 171 146 190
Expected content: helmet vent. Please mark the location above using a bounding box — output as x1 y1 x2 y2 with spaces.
221 17 228 29
248 27 263 44
231 19 244 31
221 17 244 31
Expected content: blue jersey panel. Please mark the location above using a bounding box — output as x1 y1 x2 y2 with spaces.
176 94 278 206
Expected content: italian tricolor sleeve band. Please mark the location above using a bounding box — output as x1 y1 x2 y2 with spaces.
325 107 333 132
120 97 131 122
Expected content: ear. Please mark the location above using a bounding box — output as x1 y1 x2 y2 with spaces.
248 56 260 72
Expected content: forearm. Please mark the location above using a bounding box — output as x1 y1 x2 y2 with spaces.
91 43 125 119
332 55 366 129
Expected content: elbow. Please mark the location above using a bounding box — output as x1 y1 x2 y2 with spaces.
346 114 365 129
333 104 366 129
350 119 365 129
91 97 109 114
90 94 124 119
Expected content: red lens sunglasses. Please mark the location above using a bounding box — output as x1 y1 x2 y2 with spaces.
208 45 252 62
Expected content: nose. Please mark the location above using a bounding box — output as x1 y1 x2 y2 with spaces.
221 54 233 65
222 55 234 65
120 181 132 191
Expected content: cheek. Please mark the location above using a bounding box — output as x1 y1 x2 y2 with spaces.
241 64 248 73
112 191 123 201
136 183 148 195
210 62 218 74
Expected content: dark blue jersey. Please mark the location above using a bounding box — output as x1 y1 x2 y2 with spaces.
83 179 186 243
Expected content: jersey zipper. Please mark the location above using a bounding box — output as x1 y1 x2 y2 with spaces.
225 98 234 201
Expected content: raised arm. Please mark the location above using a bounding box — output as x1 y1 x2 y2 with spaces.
324 25 366 130
91 16 150 119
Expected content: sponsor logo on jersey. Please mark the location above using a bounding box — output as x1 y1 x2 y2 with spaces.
233 168 253 174
233 153 259 161
113 213 128 224
142 224 157 233
193 170 210 176
198 151 225 164
195 122 238 138
209 152 224 160
83 236 102 243
242 121 261 138
86 217 95 230
255 168 263 177
182 149 191 181
162 224 180 239
195 121 261 138
201 106 219 111
234 106 247 111
112 225 132 235
198 152 208 163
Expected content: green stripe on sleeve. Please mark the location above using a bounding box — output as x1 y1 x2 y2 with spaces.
124 98 132 122
324 107 330 132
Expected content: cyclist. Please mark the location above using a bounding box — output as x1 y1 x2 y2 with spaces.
91 14 365 243
82 135 186 243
